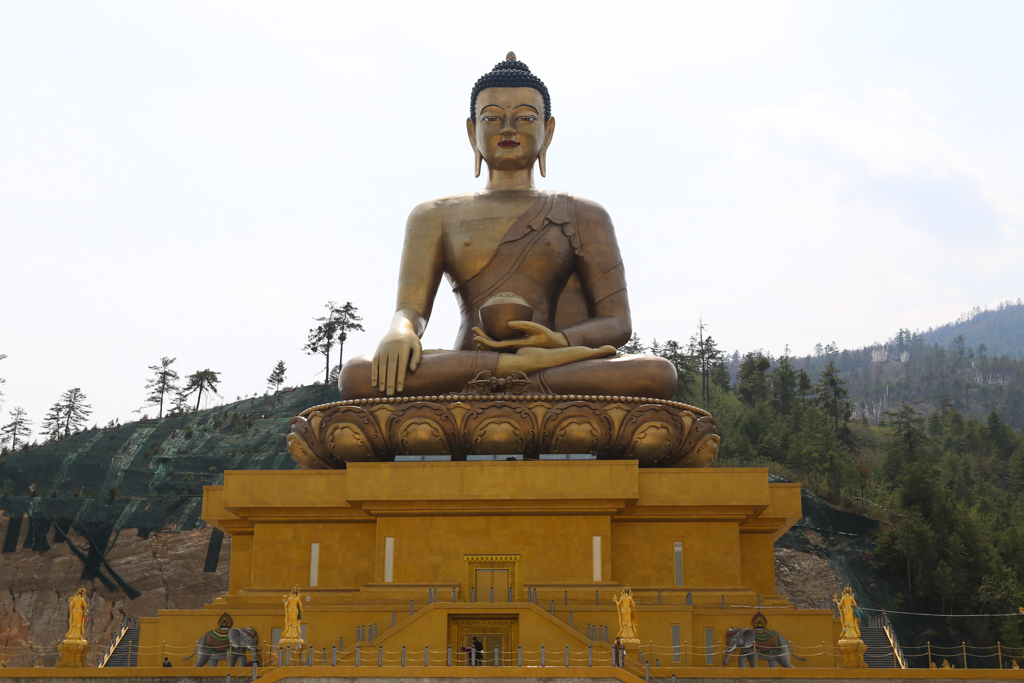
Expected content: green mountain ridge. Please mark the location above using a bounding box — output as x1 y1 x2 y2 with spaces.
0 383 337 540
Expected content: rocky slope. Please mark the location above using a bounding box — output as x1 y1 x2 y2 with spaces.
0 520 228 667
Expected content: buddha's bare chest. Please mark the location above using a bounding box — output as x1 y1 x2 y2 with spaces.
441 197 573 284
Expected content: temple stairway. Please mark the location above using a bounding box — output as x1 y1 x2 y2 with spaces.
861 626 897 668
105 624 140 667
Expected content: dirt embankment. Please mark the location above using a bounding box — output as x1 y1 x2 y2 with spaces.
775 546 846 609
0 517 229 666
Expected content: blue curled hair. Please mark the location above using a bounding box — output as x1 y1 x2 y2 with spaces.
470 55 551 122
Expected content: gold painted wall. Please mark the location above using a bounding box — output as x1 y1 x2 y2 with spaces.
611 521 741 589
140 462 832 671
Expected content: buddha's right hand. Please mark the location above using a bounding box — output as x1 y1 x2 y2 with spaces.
372 325 422 395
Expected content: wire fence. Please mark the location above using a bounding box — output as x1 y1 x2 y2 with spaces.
7 638 1024 671
7 598 1023 671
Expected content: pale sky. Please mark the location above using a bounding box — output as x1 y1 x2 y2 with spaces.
1 1 1022 431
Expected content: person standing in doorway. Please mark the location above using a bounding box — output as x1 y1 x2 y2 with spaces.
472 637 483 666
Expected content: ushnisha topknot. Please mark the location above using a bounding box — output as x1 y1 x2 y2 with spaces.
470 51 551 122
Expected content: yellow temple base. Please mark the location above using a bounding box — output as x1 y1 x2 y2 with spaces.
134 461 850 671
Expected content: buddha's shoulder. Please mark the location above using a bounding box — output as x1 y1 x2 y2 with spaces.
568 195 613 225
406 192 489 219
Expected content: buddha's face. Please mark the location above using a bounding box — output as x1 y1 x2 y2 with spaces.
468 87 555 173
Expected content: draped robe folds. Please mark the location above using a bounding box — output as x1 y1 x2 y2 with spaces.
450 191 627 351
338 192 678 400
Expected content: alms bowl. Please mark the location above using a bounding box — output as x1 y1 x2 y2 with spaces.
479 293 533 341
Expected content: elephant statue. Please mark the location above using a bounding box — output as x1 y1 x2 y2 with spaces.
724 627 806 668
228 627 260 666
182 627 259 667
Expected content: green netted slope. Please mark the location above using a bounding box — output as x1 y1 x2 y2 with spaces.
775 478 987 667
0 384 337 539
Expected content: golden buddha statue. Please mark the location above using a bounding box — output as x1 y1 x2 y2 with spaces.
288 54 719 468
338 53 675 401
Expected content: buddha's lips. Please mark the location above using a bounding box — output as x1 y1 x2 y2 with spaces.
498 141 520 148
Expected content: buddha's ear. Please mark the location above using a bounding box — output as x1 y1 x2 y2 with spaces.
539 116 556 178
467 118 482 178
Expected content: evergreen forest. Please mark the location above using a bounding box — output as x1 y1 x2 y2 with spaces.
640 300 1024 653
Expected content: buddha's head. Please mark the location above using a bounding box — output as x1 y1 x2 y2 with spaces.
468 52 556 178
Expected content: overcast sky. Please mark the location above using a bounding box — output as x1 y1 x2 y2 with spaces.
1 1 1022 430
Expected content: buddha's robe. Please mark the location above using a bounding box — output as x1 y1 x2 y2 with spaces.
339 192 677 399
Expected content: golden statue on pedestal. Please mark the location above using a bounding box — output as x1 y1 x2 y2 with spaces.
613 585 640 650
836 585 861 639
835 586 867 668
58 587 90 667
288 53 720 468
278 587 304 662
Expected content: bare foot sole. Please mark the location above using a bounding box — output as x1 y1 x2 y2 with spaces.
495 345 617 376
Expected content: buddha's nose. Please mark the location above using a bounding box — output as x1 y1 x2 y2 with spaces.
501 115 516 134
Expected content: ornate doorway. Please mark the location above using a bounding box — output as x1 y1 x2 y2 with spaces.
449 616 517 666
464 554 519 602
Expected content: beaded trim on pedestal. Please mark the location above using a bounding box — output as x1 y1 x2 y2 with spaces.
298 394 711 419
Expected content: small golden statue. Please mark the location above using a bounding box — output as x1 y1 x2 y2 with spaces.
834 586 867 668
612 585 640 651
1012 659 1020 670
836 586 861 639
278 586 304 663
942 659 954 669
58 587 91 667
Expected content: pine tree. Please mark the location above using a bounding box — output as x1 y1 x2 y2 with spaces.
181 370 221 412
1008 447 1024 493
40 388 93 440
305 301 340 384
267 361 287 392
169 388 192 415
689 319 724 407
1 407 31 450
618 333 645 355
331 302 365 370
771 355 798 415
143 357 179 419
657 339 697 402
737 353 771 407
882 402 927 480
815 361 852 433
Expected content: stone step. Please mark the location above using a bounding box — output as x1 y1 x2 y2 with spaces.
105 627 139 667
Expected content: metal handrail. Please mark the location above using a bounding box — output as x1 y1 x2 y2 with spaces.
868 611 906 669
100 615 138 667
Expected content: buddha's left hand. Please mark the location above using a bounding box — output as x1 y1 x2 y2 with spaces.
473 321 570 351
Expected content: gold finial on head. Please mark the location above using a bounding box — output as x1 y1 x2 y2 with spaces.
506 51 516 61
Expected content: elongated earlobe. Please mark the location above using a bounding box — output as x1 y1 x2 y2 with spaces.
474 150 483 178
539 116 555 178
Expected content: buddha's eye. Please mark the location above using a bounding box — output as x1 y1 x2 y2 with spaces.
516 116 537 123
482 116 502 123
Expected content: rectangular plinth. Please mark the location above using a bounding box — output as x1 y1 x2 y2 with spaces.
141 463 830 670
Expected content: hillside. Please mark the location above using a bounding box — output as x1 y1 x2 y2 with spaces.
0 383 338 536
780 301 1024 426
926 301 1024 360
5 327 1024 668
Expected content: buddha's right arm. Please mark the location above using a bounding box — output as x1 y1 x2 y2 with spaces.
372 203 445 393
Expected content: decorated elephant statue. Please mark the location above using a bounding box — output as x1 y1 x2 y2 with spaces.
724 627 806 668
182 627 259 667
